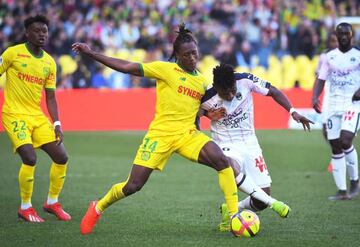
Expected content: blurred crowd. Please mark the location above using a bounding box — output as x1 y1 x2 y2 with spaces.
1 0 360 89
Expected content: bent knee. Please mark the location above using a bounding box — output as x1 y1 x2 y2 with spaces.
216 155 231 170
22 155 37 166
123 181 144 196
251 197 268 211
340 139 352 150
54 154 69 165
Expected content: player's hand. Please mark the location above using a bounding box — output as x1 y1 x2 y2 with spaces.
206 107 227 121
71 43 92 54
291 112 314 131
54 126 64 145
352 91 360 101
312 98 322 113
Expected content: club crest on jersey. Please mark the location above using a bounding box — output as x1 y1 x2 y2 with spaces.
43 67 50 78
236 92 242 100
17 131 26 140
141 151 151 161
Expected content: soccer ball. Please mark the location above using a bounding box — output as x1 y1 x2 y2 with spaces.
230 210 260 237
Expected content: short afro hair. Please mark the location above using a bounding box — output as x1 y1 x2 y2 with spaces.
24 15 49 29
213 63 235 90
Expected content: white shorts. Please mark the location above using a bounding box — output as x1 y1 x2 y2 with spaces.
217 142 272 188
327 109 360 140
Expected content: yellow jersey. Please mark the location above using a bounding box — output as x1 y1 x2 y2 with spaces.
0 43 57 115
140 61 210 135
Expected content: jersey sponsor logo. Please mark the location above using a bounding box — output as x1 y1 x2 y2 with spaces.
18 72 44 85
17 54 31 58
218 109 249 128
174 67 186 74
177 85 203 100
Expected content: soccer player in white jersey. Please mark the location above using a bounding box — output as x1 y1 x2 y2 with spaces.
201 63 313 231
313 22 360 200
315 32 338 141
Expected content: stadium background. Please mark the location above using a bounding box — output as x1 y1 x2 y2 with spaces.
1 0 360 131
1 1 360 247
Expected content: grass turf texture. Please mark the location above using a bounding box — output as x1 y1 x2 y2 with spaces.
0 130 359 247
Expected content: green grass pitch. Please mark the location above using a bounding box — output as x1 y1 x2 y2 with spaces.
0 130 359 247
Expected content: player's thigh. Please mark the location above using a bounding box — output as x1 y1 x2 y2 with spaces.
326 115 342 140
32 115 56 149
2 113 33 152
217 143 246 173
243 148 272 188
133 133 173 171
176 130 211 162
341 110 360 137
41 142 68 164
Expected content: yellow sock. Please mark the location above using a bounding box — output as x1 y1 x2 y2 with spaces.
48 162 68 201
218 167 238 216
96 182 127 213
19 164 35 205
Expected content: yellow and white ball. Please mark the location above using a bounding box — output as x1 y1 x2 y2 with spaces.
230 210 260 237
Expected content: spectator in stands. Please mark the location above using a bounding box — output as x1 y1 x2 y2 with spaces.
1 0 360 89
91 66 109 88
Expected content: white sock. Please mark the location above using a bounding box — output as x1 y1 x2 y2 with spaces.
235 173 275 206
331 153 347 190
21 202 32 210
344 146 359 181
47 197 58 205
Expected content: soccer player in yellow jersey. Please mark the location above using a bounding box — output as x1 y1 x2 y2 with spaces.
0 15 71 222
72 23 239 235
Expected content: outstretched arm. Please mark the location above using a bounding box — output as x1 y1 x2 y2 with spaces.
71 43 142 76
312 78 325 113
267 85 314 131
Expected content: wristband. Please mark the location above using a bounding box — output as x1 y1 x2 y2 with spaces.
53 121 61 127
289 107 296 115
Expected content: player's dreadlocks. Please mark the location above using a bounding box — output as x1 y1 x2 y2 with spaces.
213 63 235 90
168 23 197 62
24 15 49 29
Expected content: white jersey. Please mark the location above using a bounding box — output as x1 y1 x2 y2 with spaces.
201 73 270 147
318 47 360 115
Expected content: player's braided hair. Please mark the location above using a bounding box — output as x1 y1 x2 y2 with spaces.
24 15 49 29
168 23 197 62
213 63 235 90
